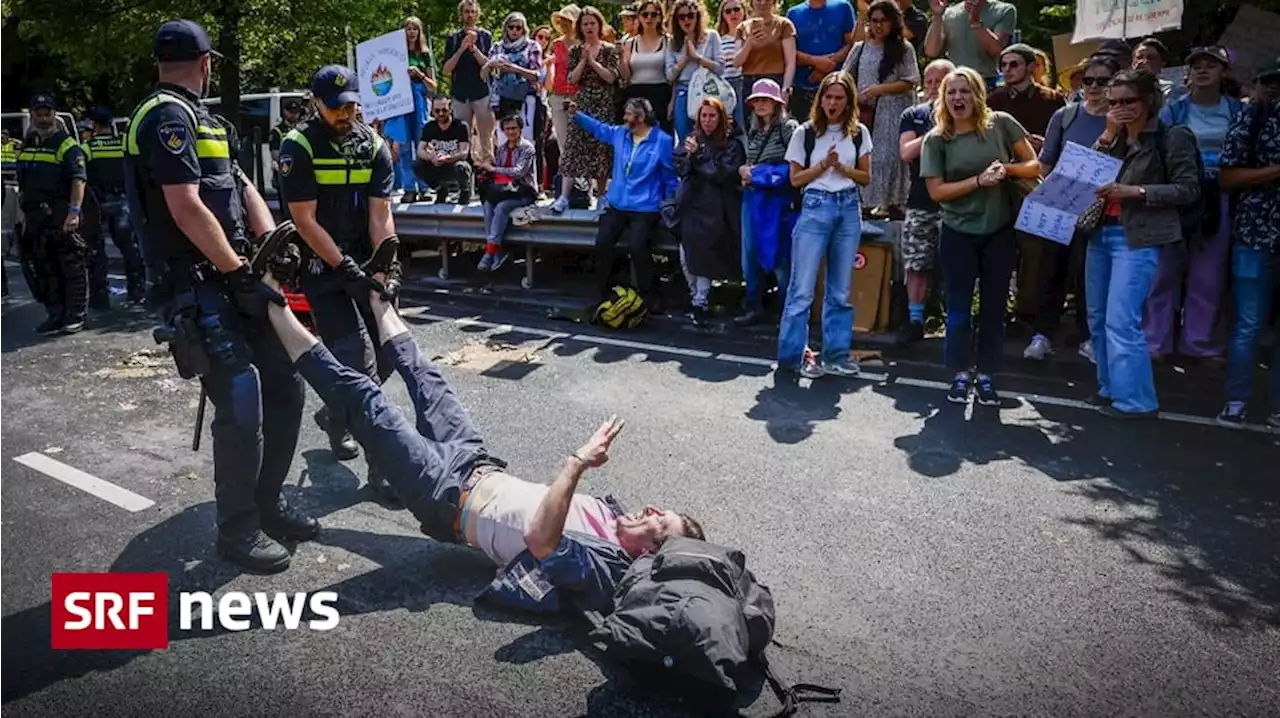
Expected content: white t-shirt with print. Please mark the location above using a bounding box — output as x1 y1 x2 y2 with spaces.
784 122 873 193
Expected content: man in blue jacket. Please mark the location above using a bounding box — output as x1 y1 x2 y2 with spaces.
569 97 678 306
254 237 704 613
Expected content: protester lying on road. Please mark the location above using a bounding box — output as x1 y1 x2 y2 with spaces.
255 238 704 613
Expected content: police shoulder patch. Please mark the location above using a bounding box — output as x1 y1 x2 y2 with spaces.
278 154 294 176
157 120 190 155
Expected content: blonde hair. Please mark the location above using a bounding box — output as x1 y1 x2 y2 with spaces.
810 71 861 138
1032 48 1051 86
404 16 428 55
932 67 992 140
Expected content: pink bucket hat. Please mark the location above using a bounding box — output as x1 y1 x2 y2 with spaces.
746 78 785 105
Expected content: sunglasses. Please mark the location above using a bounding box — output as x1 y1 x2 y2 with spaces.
999 59 1023 69
432 109 451 115
1081 76 1111 86
1108 97 1140 107
678 12 696 21
641 10 661 18
507 24 524 30
724 6 743 14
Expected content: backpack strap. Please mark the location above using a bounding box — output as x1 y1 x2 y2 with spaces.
758 648 843 718
802 122 816 167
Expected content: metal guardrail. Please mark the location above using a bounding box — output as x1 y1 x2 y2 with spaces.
265 197 901 290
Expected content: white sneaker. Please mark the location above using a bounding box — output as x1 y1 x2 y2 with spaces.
1078 339 1096 364
511 206 539 227
551 196 569 213
1023 334 1052 360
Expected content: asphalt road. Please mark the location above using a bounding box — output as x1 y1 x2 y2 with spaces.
2 274 1278 717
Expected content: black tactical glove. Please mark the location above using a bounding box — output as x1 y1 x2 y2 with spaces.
362 236 402 301
225 264 287 319
335 255 386 299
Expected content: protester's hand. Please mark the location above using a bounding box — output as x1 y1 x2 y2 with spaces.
684 38 696 59
823 144 840 169
739 165 753 185
683 135 699 154
1096 183 1143 201
859 84 882 103
576 415 625 468
1106 101 1138 129
335 256 386 299
226 263 286 319
811 55 836 74
566 99 579 117
62 211 80 233
929 0 947 15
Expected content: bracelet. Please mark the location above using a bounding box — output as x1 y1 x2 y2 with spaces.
569 452 588 465
67 205 81 213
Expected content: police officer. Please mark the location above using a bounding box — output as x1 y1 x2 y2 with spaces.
16 93 90 335
1 130 17 169
278 65 402 498
269 99 303 196
125 19 318 572
85 106 146 305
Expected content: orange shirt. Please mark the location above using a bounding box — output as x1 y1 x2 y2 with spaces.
737 16 796 77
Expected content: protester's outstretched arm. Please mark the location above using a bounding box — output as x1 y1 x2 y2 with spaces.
525 416 625 559
261 272 319 361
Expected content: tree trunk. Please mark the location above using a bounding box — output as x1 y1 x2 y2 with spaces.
218 0 243 131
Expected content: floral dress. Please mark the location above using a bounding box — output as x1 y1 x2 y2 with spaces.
845 40 919 209
562 43 620 179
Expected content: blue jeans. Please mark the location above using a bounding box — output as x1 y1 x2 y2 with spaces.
939 224 1017 373
1224 245 1280 405
295 333 494 541
674 84 691 144
740 196 790 312
1086 225 1161 413
777 187 861 368
483 196 534 246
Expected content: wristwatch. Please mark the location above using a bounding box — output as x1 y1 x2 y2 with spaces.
1137 186 1147 201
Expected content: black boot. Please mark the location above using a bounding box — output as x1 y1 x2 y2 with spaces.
261 498 320 542
35 312 64 335
216 528 291 574
314 406 359 460
367 466 401 506
89 291 111 311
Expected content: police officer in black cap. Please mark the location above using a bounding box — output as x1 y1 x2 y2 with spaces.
15 92 90 335
269 99 303 197
85 105 146 305
278 64 402 499
124 18 318 573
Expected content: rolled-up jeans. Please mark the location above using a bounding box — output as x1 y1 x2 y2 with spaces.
1223 244 1280 405
294 333 494 539
777 187 861 368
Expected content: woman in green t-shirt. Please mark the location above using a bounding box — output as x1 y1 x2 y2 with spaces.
920 66 1039 407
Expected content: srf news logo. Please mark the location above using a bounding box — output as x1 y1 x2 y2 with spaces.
51 573 339 650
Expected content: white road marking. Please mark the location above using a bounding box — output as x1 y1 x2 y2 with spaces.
412 312 1277 435
12 452 156 511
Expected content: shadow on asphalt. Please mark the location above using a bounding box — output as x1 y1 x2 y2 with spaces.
1 286 156 356
877 383 1280 632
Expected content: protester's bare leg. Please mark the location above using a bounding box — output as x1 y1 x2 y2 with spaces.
367 289 411 345
261 272 320 361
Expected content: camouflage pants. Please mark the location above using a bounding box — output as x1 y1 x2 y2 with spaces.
902 208 943 272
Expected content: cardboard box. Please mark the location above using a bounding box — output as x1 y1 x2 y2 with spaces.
808 240 893 333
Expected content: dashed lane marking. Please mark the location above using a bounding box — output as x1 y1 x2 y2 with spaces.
12 452 156 512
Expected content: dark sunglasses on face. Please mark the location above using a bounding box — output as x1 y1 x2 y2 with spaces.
1108 97 1139 107
1081 76 1111 86
678 12 696 20
724 7 743 15
999 59 1023 69
433 109 451 116
507 24 523 30
641 10 660 18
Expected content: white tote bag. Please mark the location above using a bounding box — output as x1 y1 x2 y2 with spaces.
687 66 737 119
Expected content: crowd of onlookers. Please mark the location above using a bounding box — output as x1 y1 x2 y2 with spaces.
371 0 1279 429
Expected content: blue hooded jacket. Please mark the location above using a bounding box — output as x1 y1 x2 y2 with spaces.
747 163 797 271
573 112 678 212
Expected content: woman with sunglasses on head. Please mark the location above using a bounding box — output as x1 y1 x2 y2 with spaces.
1145 46 1245 363
1022 55 1121 365
734 0 796 121
1084 69 1201 419
665 0 724 143
621 1 674 135
482 13 544 145
842 0 917 220
920 67 1039 407
716 0 747 132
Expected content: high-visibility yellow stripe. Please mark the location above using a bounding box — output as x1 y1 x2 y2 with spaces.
284 129 313 156
196 125 226 136
55 136 79 163
89 149 124 159
311 157 347 166
313 168 374 185
126 91 198 155
17 151 60 164
195 138 230 159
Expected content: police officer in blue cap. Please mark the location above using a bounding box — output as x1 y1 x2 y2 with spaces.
278 64 402 499
15 92 90 334
85 105 146 305
124 19 319 572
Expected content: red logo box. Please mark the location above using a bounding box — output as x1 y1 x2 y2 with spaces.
51 573 170 650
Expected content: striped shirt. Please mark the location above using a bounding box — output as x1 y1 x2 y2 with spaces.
721 33 742 79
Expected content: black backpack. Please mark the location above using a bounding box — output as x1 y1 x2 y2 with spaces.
1151 123 1209 239
800 120 864 168
587 537 841 717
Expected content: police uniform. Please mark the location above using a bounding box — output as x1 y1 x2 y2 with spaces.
85 108 146 303
15 94 90 334
125 19 316 573
278 65 397 472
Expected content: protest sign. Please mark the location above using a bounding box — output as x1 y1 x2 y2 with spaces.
356 30 414 122
1072 0 1183 43
1016 142 1124 246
